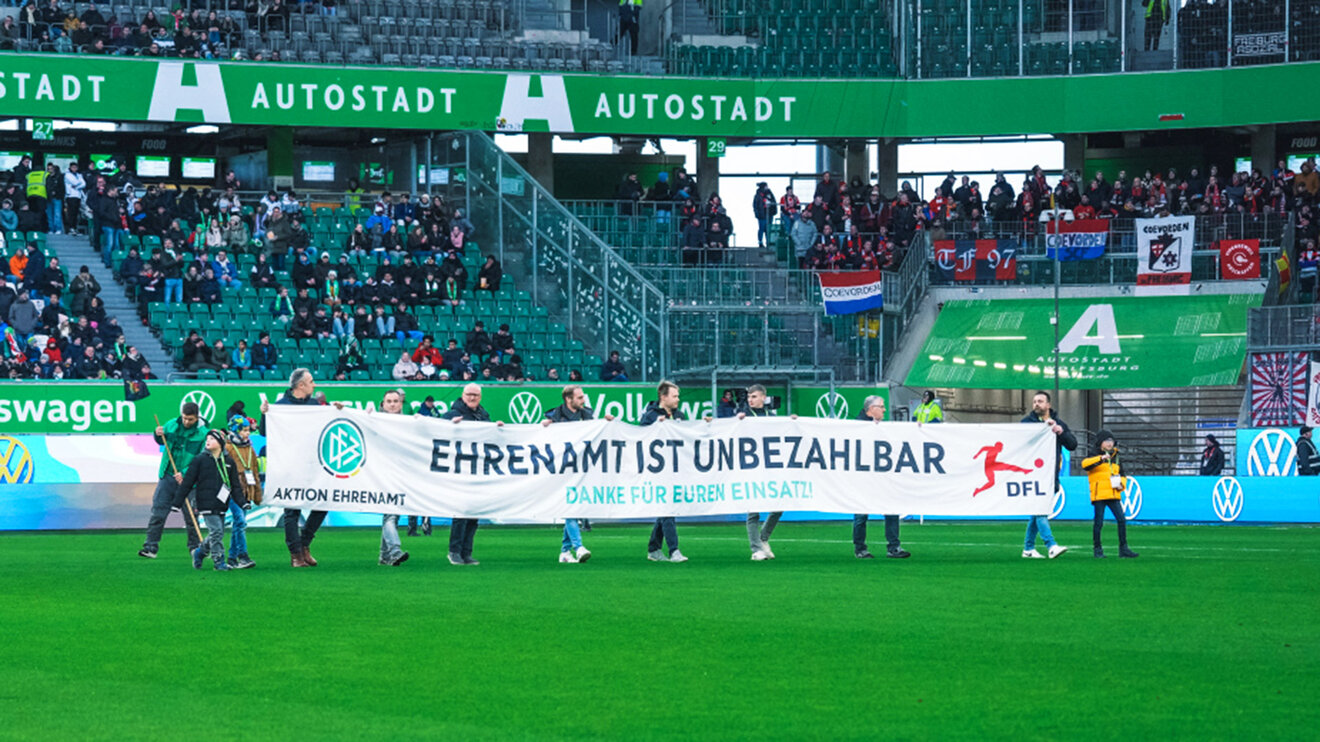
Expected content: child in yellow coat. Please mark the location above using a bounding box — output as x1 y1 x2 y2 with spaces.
1081 430 1139 559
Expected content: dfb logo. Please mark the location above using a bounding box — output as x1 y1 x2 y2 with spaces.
318 419 366 479
1212 476 1244 522
1049 485 1066 520
507 391 544 424
814 392 848 419
1121 476 1143 520
1246 428 1297 476
181 390 216 425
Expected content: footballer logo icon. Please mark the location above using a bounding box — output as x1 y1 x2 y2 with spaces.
1121 476 1143 520
815 392 848 419
318 419 366 479
1246 428 1296 477
182 390 216 424
508 391 544 424
1212 476 1244 522
971 441 1042 496
0 435 35 484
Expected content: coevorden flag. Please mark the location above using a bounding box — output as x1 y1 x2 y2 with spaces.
818 271 883 315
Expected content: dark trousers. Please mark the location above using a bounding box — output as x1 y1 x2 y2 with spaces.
449 518 479 558
284 508 327 552
647 517 678 555
143 476 201 552
1144 17 1163 50
408 515 432 531
26 195 46 231
853 514 900 553
620 18 638 54
65 197 81 233
1093 500 1128 548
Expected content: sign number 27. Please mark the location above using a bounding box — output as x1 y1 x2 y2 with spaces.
32 119 54 141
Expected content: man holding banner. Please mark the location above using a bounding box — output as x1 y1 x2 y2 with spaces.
741 384 781 561
261 368 328 568
852 396 910 560
377 389 411 567
442 383 501 565
544 384 610 563
1020 391 1075 559
641 380 688 563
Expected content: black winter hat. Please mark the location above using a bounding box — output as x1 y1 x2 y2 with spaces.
1095 429 1115 445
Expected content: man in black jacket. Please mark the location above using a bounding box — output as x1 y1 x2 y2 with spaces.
1199 434 1225 476
260 367 326 567
1020 391 1077 559
640 380 688 563
854 396 910 559
1298 426 1319 476
741 384 786 560
442 383 502 565
544 384 614 563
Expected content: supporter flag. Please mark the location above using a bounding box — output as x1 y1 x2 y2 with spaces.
817 271 883 316
1276 252 1291 295
123 379 150 402
1045 219 1109 261
1135 215 1195 293
1216 238 1261 279
933 240 1018 282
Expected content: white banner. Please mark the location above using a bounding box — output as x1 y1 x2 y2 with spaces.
264 407 1058 519
1307 361 1320 428
1136 215 1195 294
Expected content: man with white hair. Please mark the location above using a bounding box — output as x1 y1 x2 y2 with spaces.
442 383 501 565
853 395 910 560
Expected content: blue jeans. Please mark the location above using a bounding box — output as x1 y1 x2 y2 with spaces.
375 316 395 336
46 198 63 233
227 499 248 559
647 517 678 555
395 330 423 344
757 216 770 246
100 226 119 265
333 316 354 338
164 278 183 303
1023 515 1057 550
561 518 582 552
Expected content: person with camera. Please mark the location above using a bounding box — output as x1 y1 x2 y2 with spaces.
1082 430 1138 559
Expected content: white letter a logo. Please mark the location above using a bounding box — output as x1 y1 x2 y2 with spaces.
1059 304 1121 354
498 74 573 133
147 62 231 123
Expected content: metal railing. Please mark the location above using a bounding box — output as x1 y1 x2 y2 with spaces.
436 131 669 382
1248 304 1320 351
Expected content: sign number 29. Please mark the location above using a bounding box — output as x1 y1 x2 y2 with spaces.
706 138 726 158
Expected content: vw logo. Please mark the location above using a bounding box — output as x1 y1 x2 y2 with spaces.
1120 476 1142 520
1049 485 1065 520
1247 428 1296 476
182 390 217 424
507 391 544 424
318 419 366 478
1212 476 1244 522
0 435 35 484
815 392 848 419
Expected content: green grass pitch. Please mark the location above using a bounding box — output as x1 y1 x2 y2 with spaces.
1 522 1315 740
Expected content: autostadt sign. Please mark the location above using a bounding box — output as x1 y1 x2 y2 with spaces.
0 382 885 435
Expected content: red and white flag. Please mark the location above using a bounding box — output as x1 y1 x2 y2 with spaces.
1217 238 1260 280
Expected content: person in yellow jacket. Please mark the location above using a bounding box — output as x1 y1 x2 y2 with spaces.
1081 430 1138 559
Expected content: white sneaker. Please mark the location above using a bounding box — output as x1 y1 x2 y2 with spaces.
762 544 775 559
1048 545 1069 559
575 546 592 563
668 550 688 563
559 551 577 563
647 549 668 562
751 550 769 561
1022 549 1045 559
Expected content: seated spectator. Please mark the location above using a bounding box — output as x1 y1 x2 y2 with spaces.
181 330 211 371
465 320 493 358
335 337 365 379
204 219 225 251
289 307 316 340
40 292 65 333
569 369 584 382
334 254 357 282
476 255 502 293
209 339 231 372
449 223 465 252
292 286 317 315
346 223 370 256
252 331 278 372
452 208 474 239
392 350 421 381
332 307 354 340
70 316 97 347
198 268 222 305
440 338 464 371
351 305 373 341
118 247 144 289
600 350 628 382
211 250 240 289
249 252 277 289
682 216 705 265
72 345 102 379
312 306 333 339
224 214 251 254
313 251 334 286
394 307 423 344
373 305 395 338
440 248 467 290
420 271 443 305
230 339 252 377
412 334 443 367
545 368 561 382
322 270 342 307
493 322 516 360
181 265 203 303
270 285 295 322
291 251 317 293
